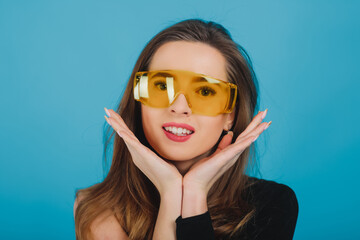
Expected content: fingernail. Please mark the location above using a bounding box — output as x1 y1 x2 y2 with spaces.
104 115 111 125
261 108 268 120
227 131 233 136
117 131 122 137
104 107 111 117
252 135 259 142
264 121 272 130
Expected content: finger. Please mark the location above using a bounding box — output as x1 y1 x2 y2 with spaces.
237 109 268 139
214 131 233 155
223 134 257 161
209 133 254 166
104 113 156 159
210 134 255 177
104 110 163 161
106 109 132 132
105 109 138 141
104 114 139 144
236 120 270 143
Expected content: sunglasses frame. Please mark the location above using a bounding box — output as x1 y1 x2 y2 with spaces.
133 69 237 115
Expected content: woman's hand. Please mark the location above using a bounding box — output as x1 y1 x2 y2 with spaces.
104 108 182 239
181 109 271 217
104 108 182 196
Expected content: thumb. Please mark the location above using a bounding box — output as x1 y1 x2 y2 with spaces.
214 131 234 154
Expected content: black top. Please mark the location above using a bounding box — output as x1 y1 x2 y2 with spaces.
176 177 299 240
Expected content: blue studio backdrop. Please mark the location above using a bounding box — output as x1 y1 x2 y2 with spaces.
0 0 359 239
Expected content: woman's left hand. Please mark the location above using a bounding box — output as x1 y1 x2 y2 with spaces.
183 110 271 197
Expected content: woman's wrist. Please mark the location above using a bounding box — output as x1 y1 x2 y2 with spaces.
159 178 183 199
160 181 183 212
153 181 183 240
181 182 208 218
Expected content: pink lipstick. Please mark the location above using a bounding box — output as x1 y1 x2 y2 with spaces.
162 122 195 142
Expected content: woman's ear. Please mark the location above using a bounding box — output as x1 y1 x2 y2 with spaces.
223 111 235 131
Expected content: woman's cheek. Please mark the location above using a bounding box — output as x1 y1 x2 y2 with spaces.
195 119 225 151
141 106 161 145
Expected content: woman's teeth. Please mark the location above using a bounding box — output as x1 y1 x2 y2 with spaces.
164 126 193 136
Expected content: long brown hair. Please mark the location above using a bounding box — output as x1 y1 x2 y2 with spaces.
75 18 260 240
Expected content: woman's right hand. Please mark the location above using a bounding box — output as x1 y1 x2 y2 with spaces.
104 108 183 196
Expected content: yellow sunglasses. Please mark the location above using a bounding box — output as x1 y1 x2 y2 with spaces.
133 69 237 116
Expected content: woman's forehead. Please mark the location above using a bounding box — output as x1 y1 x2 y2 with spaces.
148 41 228 82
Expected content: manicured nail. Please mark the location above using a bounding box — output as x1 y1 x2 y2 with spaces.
117 131 122 138
261 108 268 120
252 135 259 142
104 115 111 125
264 121 272 130
104 107 111 117
227 131 233 136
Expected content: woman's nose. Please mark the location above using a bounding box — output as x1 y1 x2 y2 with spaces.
169 94 192 116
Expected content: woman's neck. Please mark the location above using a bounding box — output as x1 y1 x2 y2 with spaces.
168 160 195 175
166 149 213 176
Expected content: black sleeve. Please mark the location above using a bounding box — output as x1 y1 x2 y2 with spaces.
176 211 215 240
175 182 299 240
232 183 299 240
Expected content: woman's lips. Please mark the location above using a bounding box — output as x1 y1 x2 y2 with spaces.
162 122 195 132
162 128 193 142
162 122 195 142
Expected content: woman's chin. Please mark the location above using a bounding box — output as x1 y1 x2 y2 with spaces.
157 148 212 162
159 152 196 162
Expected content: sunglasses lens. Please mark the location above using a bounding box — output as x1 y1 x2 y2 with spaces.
134 70 236 116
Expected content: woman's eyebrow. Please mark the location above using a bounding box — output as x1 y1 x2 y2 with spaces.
192 77 208 82
151 72 173 78
151 72 221 83
193 76 221 83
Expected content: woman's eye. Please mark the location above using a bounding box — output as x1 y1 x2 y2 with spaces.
197 87 216 96
154 82 167 90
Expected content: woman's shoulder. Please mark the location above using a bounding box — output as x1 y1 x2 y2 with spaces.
73 193 85 219
246 176 298 202
244 176 299 220
73 193 129 239
236 177 299 239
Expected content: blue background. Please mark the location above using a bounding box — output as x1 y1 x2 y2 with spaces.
1 0 359 239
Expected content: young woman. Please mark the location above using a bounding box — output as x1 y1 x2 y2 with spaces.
74 19 298 240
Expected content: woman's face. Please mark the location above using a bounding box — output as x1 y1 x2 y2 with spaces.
141 41 234 166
